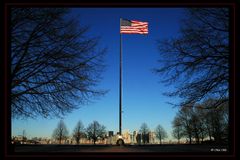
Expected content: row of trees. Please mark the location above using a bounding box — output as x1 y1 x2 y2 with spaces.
138 123 168 144
52 120 106 144
52 120 168 145
172 99 228 144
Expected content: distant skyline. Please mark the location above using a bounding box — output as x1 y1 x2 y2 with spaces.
12 8 185 140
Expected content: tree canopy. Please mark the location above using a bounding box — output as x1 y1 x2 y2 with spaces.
172 99 228 144
155 8 229 107
86 121 106 144
11 8 106 118
139 123 150 144
155 124 168 144
72 120 85 144
52 119 69 144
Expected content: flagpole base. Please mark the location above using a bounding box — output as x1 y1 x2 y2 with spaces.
116 135 125 146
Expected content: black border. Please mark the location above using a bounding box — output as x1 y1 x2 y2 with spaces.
2 0 238 159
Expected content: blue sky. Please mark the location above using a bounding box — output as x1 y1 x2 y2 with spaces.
12 8 185 140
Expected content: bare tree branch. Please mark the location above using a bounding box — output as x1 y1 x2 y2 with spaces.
11 8 106 119
155 8 229 107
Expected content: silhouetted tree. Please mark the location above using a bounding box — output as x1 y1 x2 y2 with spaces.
192 105 209 143
72 120 85 144
191 111 202 144
176 106 194 144
86 121 106 144
173 98 229 144
155 124 168 144
155 8 229 108
11 8 106 118
202 99 229 144
139 123 150 144
172 117 184 144
52 120 69 144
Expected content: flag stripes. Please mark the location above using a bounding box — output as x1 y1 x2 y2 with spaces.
120 19 148 34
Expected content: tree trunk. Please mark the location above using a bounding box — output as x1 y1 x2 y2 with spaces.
196 135 199 144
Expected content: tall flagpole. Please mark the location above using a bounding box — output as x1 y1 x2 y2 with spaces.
119 18 122 135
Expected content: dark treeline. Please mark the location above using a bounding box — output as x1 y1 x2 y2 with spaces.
51 121 168 145
51 120 169 145
172 98 228 145
14 107 228 145
52 120 106 144
155 8 230 146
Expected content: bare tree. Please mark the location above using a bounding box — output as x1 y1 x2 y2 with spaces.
86 121 106 144
72 120 85 144
202 99 229 144
191 111 203 144
139 123 150 144
11 8 106 119
155 8 229 107
155 124 168 144
173 99 229 144
52 120 69 144
172 117 184 144
176 106 194 144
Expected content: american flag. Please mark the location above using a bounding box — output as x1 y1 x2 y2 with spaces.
120 19 148 34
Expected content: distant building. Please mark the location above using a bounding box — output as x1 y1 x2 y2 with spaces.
12 135 27 144
122 129 131 144
133 131 138 144
108 131 114 137
149 132 156 144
